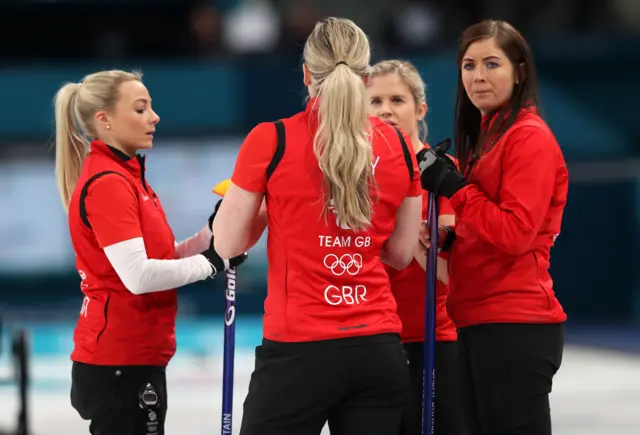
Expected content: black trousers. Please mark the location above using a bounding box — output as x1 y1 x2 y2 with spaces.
458 323 564 435
240 333 411 435
70 362 168 435
401 340 467 435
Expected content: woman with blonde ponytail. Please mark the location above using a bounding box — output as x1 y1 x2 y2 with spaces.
213 17 422 435
56 69 247 434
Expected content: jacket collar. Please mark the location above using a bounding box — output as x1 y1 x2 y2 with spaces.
304 97 321 130
88 140 145 178
481 104 537 133
305 97 318 114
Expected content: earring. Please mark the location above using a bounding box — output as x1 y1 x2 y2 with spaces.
106 125 111 130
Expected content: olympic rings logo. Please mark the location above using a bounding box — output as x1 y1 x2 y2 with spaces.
323 253 363 276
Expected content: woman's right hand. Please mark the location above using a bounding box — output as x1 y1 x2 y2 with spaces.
419 222 448 250
201 245 248 277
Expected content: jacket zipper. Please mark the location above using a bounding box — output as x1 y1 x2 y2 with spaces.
137 155 150 194
532 251 551 308
95 292 110 344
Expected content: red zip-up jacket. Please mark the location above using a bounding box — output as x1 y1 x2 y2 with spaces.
386 144 457 343
447 108 568 327
231 98 421 342
68 140 178 366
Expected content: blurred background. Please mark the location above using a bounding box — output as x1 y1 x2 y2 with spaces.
0 0 638 434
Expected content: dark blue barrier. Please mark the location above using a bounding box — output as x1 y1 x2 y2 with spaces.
550 180 638 323
0 60 244 141
0 54 634 159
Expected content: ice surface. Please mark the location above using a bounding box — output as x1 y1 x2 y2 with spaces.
1 345 639 434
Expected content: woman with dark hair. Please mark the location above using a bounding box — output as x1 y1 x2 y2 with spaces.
417 20 568 435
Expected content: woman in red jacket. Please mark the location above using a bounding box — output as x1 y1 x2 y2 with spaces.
213 17 422 435
417 20 568 435
54 69 246 435
367 59 465 435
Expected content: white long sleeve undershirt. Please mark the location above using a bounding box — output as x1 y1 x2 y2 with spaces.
103 237 213 295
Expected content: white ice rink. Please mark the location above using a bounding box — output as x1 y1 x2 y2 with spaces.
1 345 639 434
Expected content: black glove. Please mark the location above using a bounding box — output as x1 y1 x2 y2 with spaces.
208 199 223 232
201 244 248 277
416 139 467 199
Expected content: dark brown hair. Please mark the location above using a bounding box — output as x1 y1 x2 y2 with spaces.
454 20 539 174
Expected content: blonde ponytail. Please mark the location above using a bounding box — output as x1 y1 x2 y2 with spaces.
54 83 88 211
304 17 374 232
315 64 372 231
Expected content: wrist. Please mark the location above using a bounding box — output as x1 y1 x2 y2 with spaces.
197 253 217 277
438 225 456 252
441 172 467 199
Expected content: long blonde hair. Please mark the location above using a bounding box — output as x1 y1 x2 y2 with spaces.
54 70 142 211
304 17 373 232
370 59 428 141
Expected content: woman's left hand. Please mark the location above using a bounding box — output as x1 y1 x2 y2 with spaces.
208 199 223 232
417 148 467 199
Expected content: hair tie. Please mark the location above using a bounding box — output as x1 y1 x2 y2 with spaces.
335 61 348 67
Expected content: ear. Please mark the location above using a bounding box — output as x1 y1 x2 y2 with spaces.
303 63 312 87
417 102 427 121
95 111 109 126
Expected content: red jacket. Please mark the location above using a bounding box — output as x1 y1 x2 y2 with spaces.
447 108 568 327
68 140 178 366
386 144 457 343
231 98 421 342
